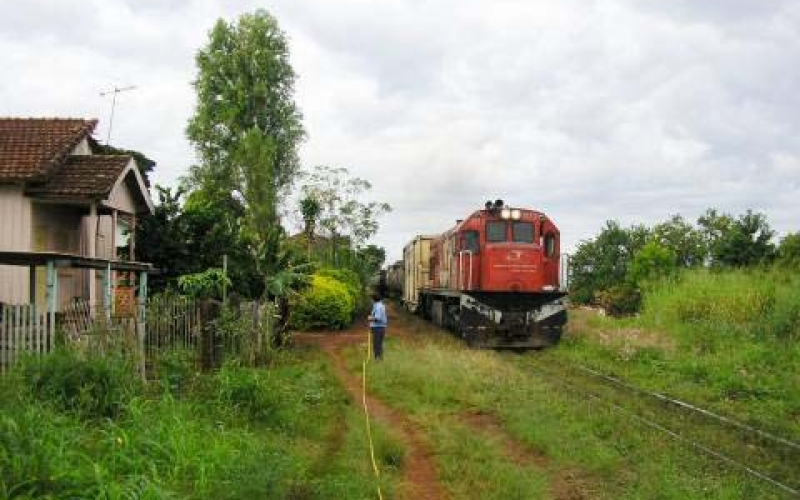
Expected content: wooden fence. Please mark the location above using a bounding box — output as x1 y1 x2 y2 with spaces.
0 304 55 375
0 296 277 377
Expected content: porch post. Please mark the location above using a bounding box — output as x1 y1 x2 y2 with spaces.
137 270 148 381
46 260 57 330
29 265 36 305
88 203 98 308
103 263 112 322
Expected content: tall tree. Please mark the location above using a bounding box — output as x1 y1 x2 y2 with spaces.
698 209 776 267
299 165 391 265
186 9 305 295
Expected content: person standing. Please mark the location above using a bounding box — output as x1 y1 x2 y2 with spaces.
368 295 388 360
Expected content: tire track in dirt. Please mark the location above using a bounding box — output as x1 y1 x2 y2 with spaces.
294 328 449 500
461 410 597 500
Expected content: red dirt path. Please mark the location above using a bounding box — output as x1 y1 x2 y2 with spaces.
293 322 449 500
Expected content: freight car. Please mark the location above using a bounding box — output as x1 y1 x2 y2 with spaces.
401 200 567 348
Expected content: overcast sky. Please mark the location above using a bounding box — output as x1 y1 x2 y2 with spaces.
1 0 798 262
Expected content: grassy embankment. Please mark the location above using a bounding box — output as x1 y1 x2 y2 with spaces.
557 267 800 440
0 348 402 499
345 269 799 499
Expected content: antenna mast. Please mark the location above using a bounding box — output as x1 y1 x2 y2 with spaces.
99 85 137 145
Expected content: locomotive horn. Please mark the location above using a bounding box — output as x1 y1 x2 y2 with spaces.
494 199 504 209
485 201 493 210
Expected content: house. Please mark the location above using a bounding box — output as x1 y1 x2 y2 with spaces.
0 118 154 309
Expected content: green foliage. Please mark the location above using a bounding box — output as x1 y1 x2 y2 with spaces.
651 215 705 267
0 349 392 499
19 350 141 419
777 232 800 269
178 268 231 299
626 241 677 286
318 268 361 302
642 269 791 336
569 221 650 304
299 165 391 265
699 208 776 267
289 275 355 330
594 284 641 317
187 9 304 194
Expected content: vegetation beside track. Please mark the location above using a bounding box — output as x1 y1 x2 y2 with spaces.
558 268 800 441
350 304 794 499
0 348 401 499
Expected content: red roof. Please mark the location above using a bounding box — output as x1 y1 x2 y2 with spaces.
26 155 132 199
0 118 97 181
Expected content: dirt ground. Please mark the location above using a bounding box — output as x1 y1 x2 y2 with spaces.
294 316 449 500
293 303 588 500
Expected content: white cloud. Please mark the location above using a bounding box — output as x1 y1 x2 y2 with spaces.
1 0 798 263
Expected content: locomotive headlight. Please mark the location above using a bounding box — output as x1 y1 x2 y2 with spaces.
511 209 521 220
501 208 511 219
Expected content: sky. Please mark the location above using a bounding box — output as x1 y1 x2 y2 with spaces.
1 0 798 263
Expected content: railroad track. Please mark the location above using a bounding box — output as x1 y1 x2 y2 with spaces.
508 354 800 498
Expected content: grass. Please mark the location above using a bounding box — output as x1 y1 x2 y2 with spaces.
347 319 791 499
0 347 399 499
559 267 800 440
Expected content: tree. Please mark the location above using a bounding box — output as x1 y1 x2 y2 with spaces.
627 241 677 285
777 232 800 268
568 221 650 304
299 165 391 265
699 209 775 267
187 9 304 195
186 9 306 299
299 195 322 256
651 215 705 267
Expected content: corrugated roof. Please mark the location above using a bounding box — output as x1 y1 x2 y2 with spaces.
26 155 131 199
0 118 97 181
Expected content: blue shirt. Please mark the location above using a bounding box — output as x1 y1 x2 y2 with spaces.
370 301 387 328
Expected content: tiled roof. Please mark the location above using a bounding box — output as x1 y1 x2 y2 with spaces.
0 118 97 181
26 155 131 198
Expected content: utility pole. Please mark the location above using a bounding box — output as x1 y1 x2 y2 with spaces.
99 84 137 145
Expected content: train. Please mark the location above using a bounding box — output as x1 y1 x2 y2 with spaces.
386 199 567 348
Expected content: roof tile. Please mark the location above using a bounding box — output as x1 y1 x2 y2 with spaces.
0 118 97 181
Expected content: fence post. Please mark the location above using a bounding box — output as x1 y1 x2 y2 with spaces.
137 271 148 381
199 299 221 371
46 260 57 343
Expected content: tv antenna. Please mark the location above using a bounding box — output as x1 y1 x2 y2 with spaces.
99 84 137 145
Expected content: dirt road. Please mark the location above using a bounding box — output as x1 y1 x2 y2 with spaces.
293 310 449 500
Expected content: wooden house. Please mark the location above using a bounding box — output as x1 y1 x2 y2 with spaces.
0 118 154 309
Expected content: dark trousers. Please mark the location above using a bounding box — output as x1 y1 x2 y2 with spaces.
371 326 386 359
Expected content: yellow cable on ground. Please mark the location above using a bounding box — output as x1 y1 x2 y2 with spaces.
362 328 385 500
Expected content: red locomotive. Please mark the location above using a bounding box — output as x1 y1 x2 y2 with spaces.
400 200 567 348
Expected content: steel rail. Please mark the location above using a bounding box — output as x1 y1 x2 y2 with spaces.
524 363 800 498
569 362 800 451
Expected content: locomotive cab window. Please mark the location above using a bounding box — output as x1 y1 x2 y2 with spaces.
544 232 556 257
512 222 534 243
461 230 480 253
486 221 507 242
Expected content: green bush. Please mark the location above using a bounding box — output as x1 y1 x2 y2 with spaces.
317 268 362 312
289 275 355 330
19 350 141 419
595 284 641 317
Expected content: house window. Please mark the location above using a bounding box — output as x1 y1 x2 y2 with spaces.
486 221 507 242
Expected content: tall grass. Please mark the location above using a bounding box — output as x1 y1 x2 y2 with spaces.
561 267 800 439
351 337 787 499
0 348 396 499
641 268 800 340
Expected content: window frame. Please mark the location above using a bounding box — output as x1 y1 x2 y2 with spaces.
511 221 535 243
486 221 508 243
461 230 481 253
